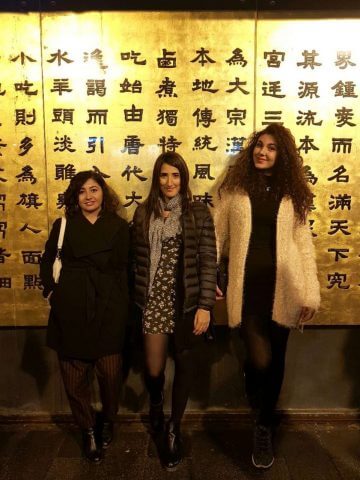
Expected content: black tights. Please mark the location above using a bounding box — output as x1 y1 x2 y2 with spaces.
241 314 290 426
144 333 193 426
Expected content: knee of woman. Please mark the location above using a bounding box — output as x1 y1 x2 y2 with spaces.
248 357 271 374
174 348 193 367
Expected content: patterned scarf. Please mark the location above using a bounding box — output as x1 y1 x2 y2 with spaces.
148 194 182 294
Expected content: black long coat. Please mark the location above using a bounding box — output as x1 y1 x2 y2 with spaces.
131 202 217 350
40 211 129 360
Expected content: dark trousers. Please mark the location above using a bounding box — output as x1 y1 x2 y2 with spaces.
241 314 290 426
59 353 122 430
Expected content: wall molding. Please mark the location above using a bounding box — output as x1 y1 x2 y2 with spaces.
0 409 359 425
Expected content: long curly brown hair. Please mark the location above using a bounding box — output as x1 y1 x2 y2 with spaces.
64 170 120 217
218 124 313 223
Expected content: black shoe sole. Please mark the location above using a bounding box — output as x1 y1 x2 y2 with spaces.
84 454 103 464
101 441 112 449
164 459 181 471
251 454 274 469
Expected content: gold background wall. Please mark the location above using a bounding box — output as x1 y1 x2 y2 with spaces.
0 11 358 326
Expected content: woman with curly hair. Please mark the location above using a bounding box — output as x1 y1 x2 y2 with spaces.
214 124 320 469
40 171 129 463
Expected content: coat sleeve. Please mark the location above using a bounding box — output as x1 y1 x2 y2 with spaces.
117 217 130 270
128 207 139 293
39 218 61 298
293 219 321 311
197 204 217 311
213 193 230 263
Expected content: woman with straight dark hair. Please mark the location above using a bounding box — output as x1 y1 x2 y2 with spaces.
215 124 320 469
132 151 217 470
40 170 129 463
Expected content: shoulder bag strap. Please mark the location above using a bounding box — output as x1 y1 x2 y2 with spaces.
56 217 67 257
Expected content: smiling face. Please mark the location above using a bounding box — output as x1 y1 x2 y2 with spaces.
78 178 103 217
252 133 278 173
159 162 181 201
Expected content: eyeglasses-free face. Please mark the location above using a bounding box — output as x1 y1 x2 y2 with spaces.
78 179 103 216
159 163 181 201
253 133 278 174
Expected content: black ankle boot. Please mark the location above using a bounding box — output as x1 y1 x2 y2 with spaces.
163 421 182 470
101 421 114 449
95 412 114 449
82 427 102 463
149 396 164 432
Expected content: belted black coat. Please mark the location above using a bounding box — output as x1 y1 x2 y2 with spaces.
40 211 129 360
131 201 217 350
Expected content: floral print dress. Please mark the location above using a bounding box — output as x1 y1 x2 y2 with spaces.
143 234 182 334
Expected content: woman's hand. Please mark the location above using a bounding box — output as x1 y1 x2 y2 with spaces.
193 308 210 335
298 306 315 325
216 284 224 300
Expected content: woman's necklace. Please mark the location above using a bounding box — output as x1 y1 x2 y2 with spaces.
265 177 272 192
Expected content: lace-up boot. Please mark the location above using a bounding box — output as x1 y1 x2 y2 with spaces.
252 424 274 469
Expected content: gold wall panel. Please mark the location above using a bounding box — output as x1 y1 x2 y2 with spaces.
256 18 359 325
0 13 48 326
0 11 358 325
41 11 256 224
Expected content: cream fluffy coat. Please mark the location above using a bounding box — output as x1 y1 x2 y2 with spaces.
214 192 320 329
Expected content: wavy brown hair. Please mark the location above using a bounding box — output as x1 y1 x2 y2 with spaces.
142 152 192 225
64 170 120 217
218 124 313 223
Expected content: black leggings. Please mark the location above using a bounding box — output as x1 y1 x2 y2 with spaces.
143 333 194 426
241 314 290 426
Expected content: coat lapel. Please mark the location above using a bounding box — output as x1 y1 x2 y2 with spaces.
66 212 121 258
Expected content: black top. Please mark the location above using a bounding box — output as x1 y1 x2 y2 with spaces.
243 179 281 316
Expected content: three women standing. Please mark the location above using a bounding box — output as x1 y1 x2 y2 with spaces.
40 171 129 463
132 152 217 469
40 126 319 471
214 124 320 469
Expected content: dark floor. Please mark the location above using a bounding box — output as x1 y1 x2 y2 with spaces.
0 417 359 480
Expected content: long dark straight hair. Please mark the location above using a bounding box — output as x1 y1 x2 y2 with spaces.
143 152 192 225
